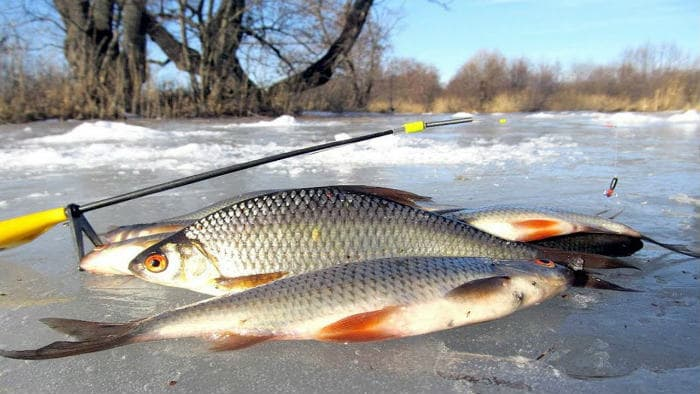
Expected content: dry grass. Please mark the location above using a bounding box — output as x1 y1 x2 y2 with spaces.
1 46 699 122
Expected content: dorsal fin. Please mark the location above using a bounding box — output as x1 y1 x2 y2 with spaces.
334 185 432 207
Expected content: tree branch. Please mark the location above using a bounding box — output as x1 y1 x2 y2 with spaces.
268 0 373 93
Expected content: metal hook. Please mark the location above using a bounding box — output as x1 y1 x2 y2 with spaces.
604 176 619 198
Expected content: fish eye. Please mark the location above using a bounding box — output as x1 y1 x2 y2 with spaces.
534 259 556 268
144 253 168 273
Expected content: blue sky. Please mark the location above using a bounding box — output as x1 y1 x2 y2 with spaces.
386 0 700 82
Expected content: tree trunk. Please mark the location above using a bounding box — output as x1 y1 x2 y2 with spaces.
122 0 148 114
54 0 122 116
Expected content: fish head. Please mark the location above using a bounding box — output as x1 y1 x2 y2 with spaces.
498 259 573 307
127 233 223 295
80 234 170 275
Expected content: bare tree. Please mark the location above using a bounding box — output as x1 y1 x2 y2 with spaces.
49 0 373 116
143 0 374 115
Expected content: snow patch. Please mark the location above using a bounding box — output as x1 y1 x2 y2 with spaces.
668 110 699 123
33 121 161 144
216 115 299 128
591 112 664 127
526 112 556 119
334 133 352 141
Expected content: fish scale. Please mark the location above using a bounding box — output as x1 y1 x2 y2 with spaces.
156 257 505 333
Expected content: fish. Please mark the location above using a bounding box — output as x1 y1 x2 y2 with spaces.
89 186 433 277
127 186 628 295
0 256 630 360
445 206 699 258
79 234 174 275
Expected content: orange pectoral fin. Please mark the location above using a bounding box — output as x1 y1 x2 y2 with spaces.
215 271 288 292
208 332 273 352
316 306 402 342
512 219 569 241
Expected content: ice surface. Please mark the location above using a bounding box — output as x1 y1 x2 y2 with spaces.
670 193 700 207
0 117 579 177
0 112 698 392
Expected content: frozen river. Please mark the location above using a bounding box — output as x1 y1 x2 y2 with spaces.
0 111 698 392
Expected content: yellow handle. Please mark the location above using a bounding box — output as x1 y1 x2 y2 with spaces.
0 207 68 250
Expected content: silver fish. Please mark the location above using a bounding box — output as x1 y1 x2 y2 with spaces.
446 206 699 257
91 186 433 278
127 186 626 295
0 257 624 360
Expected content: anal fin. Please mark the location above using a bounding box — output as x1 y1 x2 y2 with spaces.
316 306 401 342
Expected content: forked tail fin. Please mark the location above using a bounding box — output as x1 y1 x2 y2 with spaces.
535 246 639 270
641 235 700 258
0 318 138 360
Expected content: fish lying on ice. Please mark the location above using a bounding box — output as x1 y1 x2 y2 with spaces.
445 206 699 257
86 186 434 276
127 186 628 295
0 256 630 360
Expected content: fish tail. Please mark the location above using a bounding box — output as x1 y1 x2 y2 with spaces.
571 271 639 292
0 318 139 360
536 246 639 270
641 235 700 258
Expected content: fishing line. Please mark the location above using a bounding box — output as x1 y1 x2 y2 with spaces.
604 122 620 198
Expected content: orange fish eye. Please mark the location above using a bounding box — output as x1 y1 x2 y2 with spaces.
534 259 556 268
144 253 168 273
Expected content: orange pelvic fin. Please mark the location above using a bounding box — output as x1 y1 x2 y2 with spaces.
512 219 570 241
215 271 288 292
316 306 401 342
208 333 273 351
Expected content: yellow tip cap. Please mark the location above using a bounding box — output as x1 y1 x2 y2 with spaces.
403 121 426 133
0 207 68 250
